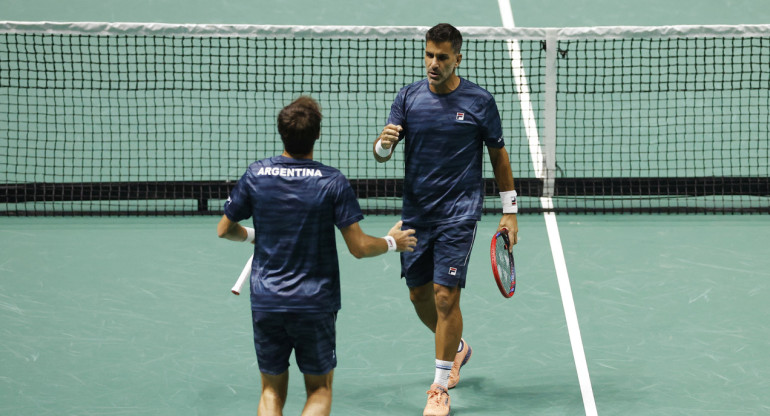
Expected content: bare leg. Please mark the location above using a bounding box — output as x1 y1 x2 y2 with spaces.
301 370 334 416
259 371 289 416
433 283 463 362
409 282 438 333
409 281 463 360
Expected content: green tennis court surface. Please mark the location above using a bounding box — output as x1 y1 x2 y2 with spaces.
2 215 769 415
2 1 770 415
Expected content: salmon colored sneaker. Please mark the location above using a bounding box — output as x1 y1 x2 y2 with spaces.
447 338 472 389
423 383 451 416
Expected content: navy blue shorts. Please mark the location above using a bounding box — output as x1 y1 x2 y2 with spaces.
251 311 337 376
400 220 478 288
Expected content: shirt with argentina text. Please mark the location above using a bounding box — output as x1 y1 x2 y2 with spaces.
387 78 504 225
224 155 364 313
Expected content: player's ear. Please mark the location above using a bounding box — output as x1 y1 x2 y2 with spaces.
455 53 462 68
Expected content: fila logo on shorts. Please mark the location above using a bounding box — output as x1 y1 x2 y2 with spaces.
449 267 458 275
456 112 465 120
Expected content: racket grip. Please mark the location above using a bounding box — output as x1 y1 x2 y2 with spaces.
231 254 254 295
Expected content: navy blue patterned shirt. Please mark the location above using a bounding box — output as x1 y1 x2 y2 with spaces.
387 78 504 224
224 155 364 313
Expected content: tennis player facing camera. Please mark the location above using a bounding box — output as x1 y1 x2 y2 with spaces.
373 23 518 416
218 96 416 416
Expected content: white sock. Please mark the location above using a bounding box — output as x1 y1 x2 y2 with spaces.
433 359 453 388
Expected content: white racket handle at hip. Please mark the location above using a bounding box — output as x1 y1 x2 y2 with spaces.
231 254 254 295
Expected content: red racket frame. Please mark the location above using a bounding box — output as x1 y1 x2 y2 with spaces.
490 228 516 298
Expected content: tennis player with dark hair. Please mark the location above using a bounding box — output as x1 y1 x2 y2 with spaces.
372 23 518 416
219 96 417 416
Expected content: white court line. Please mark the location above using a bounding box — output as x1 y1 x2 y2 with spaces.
496 1 598 415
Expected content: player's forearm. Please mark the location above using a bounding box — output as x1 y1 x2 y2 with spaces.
218 224 247 242
494 166 514 192
217 215 251 242
490 148 515 192
349 235 389 259
340 222 406 258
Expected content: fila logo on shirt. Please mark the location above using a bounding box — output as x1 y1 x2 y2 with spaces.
456 112 465 120
448 267 458 276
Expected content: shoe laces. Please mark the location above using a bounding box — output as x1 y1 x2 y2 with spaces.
426 386 448 406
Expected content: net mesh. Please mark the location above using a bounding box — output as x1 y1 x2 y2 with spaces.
554 35 770 213
1 24 768 215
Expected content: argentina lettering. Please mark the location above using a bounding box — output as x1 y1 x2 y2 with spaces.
256 167 323 177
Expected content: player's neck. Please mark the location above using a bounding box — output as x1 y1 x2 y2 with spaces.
429 74 461 95
282 150 314 160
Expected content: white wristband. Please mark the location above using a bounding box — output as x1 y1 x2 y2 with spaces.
383 235 397 252
244 227 255 243
500 190 518 214
375 139 392 158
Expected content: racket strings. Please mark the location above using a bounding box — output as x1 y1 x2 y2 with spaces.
495 237 513 292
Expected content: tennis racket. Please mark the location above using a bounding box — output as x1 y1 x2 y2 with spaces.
231 254 253 295
490 228 516 298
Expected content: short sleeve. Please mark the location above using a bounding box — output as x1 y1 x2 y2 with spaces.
386 87 407 128
223 169 253 222
480 96 504 148
332 174 364 229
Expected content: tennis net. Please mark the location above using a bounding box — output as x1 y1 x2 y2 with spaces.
1 22 768 215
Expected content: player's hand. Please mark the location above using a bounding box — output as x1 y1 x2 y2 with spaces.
379 124 403 149
498 214 518 249
388 220 417 252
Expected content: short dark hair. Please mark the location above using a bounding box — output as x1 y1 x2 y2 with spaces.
426 23 462 54
277 96 322 157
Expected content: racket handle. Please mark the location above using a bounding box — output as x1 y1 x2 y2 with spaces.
231 254 254 295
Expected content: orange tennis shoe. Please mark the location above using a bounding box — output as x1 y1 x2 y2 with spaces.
447 338 472 389
423 383 451 416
